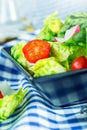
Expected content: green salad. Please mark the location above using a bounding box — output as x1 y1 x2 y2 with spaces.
11 12 87 77
0 87 28 122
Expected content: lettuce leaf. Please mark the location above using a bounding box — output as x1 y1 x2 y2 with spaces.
11 41 33 71
0 88 28 122
50 42 86 69
65 28 86 45
30 57 66 77
58 12 87 37
50 42 70 62
36 12 63 41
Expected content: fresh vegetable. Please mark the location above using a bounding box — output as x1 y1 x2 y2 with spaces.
23 39 50 63
11 12 87 77
36 12 63 41
54 25 80 43
11 41 33 71
50 42 70 62
58 12 87 37
0 88 28 122
30 57 66 77
50 41 86 69
65 28 86 45
44 11 63 33
71 56 87 70
0 91 3 98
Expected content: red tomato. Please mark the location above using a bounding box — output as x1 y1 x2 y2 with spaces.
71 56 87 70
0 91 3 98
23 39 50 63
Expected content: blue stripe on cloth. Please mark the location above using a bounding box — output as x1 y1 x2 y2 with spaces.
0 34 87 130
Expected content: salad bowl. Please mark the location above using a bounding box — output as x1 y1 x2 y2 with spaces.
2 46 87 107
2 12 87 107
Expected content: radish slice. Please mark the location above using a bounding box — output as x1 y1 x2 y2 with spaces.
54 37 58 42
54 25 80 43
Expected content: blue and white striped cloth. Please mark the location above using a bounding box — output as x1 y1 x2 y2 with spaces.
0 32 87 130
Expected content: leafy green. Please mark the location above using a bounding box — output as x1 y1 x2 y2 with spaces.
11 12 87 77
50 42 70 62
65 28 86 45
44 11 63 33
36 12 63 41
11 41 33 71
56 12 87 63
68 45 86 68
36 26 55 41
58 12 87 37
30 57 66 77
50 42 86 69
0 88 28 122
11 41 26 59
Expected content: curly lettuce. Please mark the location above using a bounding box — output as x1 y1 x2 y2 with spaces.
58 12 87 38
50 42 86 69
11 41 33 71
36 12 63 41
0 88 28 122
30 57 66 77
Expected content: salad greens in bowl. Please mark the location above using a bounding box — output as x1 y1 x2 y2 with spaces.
2 12 87 107
11 12 87 77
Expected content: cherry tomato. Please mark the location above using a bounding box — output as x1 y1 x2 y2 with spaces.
0 91 3 98
23 39 50 63
71 56 87 70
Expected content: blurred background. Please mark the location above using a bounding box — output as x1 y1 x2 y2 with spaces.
0 0 87 43
14 0 87 29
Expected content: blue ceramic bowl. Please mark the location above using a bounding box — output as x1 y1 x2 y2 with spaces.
2 47 87 107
